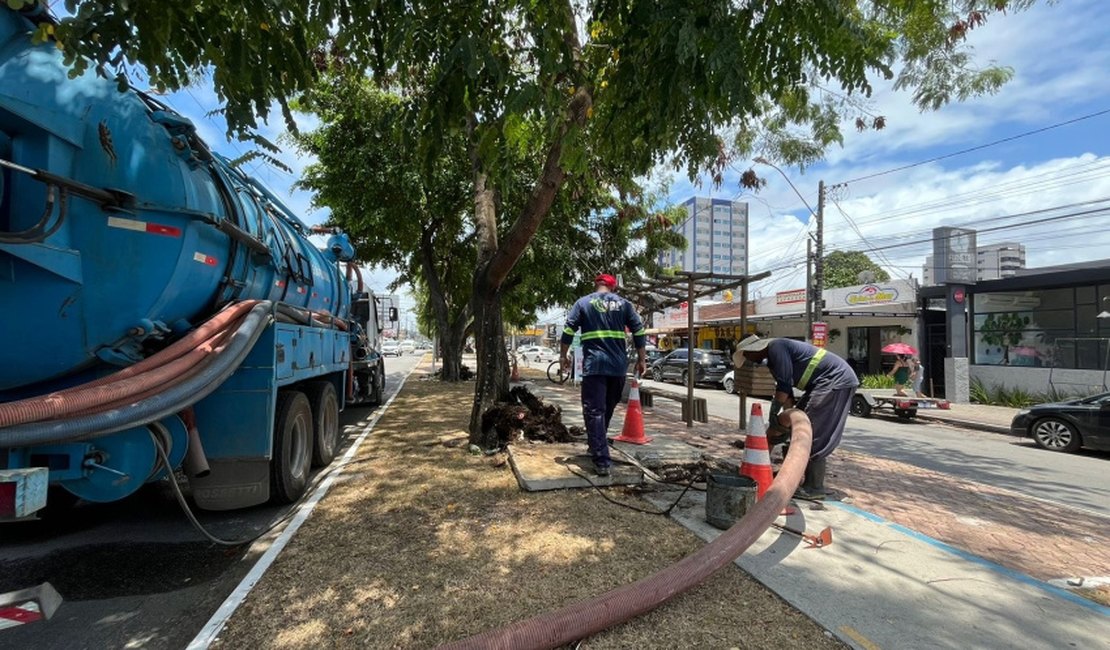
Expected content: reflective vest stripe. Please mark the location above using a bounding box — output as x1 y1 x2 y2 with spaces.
581 328 626 339
796 348 827 390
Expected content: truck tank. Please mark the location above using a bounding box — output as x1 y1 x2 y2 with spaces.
0 4 352 394
0 4 385 513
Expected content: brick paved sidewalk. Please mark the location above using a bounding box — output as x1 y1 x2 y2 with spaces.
524 374 1109 603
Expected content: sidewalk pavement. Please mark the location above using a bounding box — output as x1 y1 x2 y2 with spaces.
526 377 1110 647
644 489 1110 650
911 400 1019 435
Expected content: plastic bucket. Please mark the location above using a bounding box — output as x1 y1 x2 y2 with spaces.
705 473 758 530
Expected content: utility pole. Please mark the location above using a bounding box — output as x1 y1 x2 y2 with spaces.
805 238 813 341
813 180 826 337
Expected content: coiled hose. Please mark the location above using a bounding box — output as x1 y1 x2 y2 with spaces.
0 300 260 427
0 302 272 447
439 411 813 650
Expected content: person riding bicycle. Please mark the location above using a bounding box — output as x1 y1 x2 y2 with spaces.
560 274 647 476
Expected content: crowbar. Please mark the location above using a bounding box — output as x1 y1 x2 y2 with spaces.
771 523 833 548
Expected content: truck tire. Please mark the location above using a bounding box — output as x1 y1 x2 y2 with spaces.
306 381 340 467
369 361 385 405
271 391 313 504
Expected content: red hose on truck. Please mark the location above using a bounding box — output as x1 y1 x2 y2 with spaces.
0 301 256 426
439 411 814 650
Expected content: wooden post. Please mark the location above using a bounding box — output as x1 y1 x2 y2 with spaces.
739 280 748 430
686 275 695 428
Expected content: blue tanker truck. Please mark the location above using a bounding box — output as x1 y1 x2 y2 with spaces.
0 3 388 519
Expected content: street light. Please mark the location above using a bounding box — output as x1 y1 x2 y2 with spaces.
752 157 818 219
753 157 824 341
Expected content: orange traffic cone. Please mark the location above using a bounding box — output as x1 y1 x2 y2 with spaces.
614 377 652 444
740 403 773 499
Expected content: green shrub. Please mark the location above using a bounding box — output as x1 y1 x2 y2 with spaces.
969 378 990 404
860 374 896 389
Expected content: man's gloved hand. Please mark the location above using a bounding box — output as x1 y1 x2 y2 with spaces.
766 400 793 444
767 419 793 444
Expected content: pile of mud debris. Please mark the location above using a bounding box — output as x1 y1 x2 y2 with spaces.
481 386 584 446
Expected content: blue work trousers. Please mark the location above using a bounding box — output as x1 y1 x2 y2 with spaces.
580 374 625 468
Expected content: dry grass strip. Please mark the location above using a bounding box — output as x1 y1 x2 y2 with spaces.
214 364 843 649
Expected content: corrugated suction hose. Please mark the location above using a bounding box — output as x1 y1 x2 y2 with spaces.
0 302 272 447
439 411 813 650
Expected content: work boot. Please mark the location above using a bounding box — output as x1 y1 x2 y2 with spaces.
594 463 611 477
795 456 828 500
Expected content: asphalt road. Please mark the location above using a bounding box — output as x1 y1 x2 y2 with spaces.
0 354 422 650
639 377 1110 518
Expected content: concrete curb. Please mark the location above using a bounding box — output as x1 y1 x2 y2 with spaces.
915 413 1015 436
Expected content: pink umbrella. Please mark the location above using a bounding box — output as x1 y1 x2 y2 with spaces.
881 342 918 355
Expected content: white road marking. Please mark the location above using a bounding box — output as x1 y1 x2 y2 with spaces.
187 361 419 649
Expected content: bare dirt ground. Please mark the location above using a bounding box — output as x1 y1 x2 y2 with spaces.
213 361 843 649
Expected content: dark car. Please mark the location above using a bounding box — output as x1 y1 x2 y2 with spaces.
1010 392 1110 453
650 349 732 386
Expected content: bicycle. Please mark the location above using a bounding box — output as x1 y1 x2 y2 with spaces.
547 358 571 384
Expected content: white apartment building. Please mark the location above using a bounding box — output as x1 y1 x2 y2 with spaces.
659 197 749 276
923 242 1026 285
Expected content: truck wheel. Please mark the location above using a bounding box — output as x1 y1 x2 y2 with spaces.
306 382 340 467
271 391 313 504
369 361 385 405
850 394 872 418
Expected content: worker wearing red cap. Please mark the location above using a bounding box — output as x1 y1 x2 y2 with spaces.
560 274 647 476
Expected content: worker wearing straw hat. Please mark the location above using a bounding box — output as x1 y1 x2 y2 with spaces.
733 335 858 499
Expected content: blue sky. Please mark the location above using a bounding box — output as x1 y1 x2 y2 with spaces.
155 0 1110 310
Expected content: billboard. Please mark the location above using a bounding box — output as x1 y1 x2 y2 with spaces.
933 227 977 285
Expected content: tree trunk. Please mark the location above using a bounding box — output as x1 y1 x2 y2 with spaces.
419 225 470 381
437 315 467 381
469 272 509 447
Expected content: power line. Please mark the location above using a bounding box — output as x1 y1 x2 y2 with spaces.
834 108 1110 187
835 159 1110 231
750 198 1110 276
825 196 1110 253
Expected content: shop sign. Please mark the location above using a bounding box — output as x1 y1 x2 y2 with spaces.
844 284 899 306
776 288 807 305
811 321 829 348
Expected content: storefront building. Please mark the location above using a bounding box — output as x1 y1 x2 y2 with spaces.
921 261 1110 397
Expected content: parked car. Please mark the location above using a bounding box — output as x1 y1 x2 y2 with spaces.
518 345 558 363
723 370 735 394
382 341 401 357
399 340 416 354
645 348 667 366
649 349 732 386
1010 392 1110 453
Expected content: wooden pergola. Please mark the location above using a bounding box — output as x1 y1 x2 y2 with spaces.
622 271 771 427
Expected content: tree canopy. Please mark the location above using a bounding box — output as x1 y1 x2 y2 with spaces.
36 0 1047 441
822 250 892 289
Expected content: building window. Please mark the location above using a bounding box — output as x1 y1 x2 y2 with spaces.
971 287 1110 370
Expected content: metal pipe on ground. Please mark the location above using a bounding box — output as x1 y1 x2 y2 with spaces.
439 410 814 650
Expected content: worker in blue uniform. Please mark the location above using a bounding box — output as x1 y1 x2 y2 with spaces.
560 274 647 476
733 335 858 498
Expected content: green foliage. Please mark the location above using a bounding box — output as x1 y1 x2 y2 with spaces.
49 0 1042 167
969 377 991 404
978 312 1031 364
969 378 1077 408
860 374 896 389
822 250 891 289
